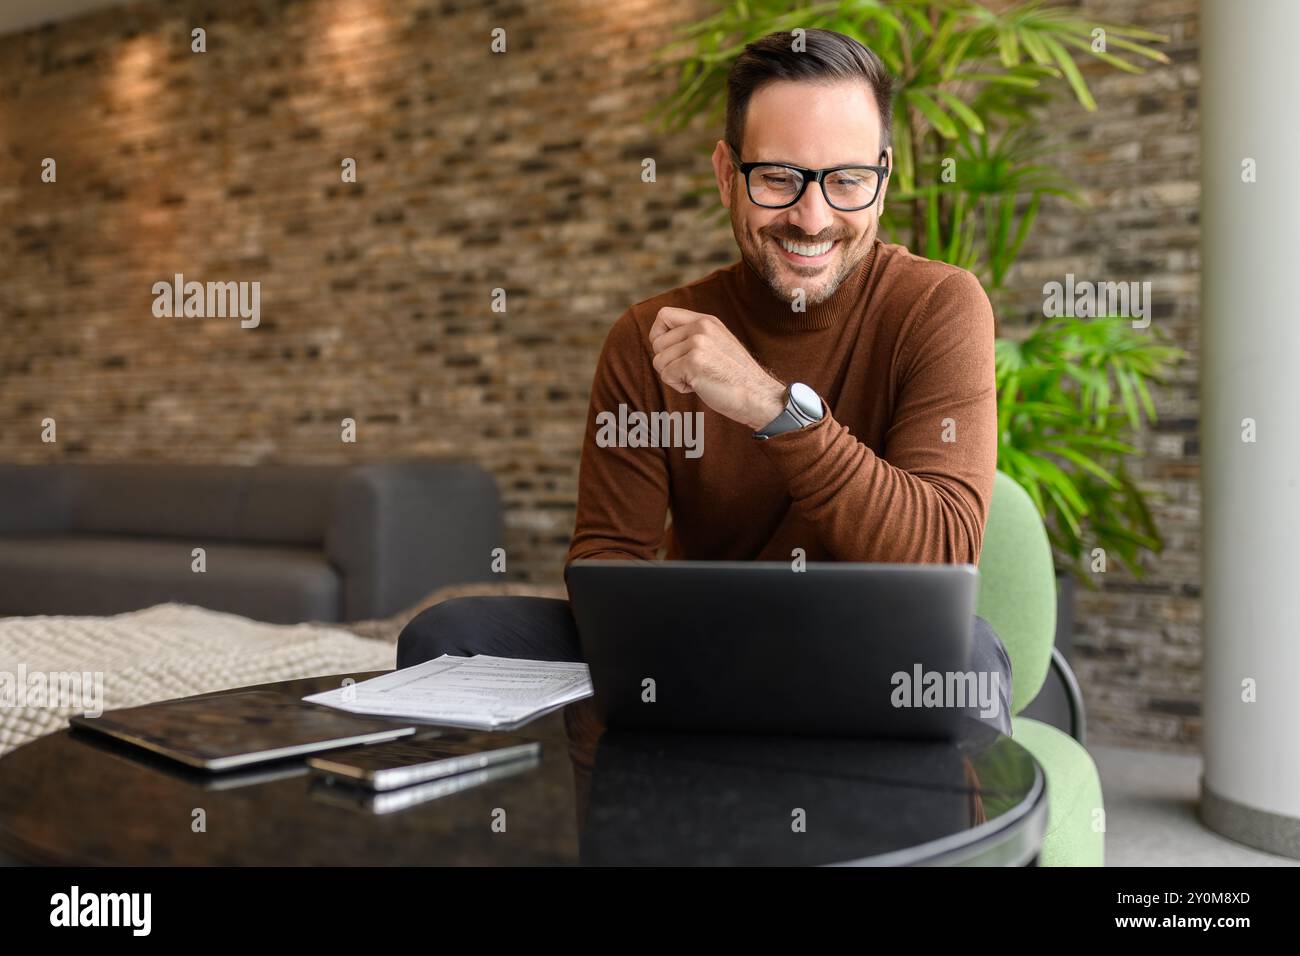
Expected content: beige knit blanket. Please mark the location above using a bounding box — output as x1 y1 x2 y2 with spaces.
0 603 397 758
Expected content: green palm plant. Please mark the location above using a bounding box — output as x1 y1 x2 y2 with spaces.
903 125 1078 287
997 316 1182 578
651 0 1185 583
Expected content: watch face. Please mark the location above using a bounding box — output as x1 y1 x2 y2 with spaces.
789 382 823 420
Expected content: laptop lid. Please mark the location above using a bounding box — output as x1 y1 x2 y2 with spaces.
566 560 980 740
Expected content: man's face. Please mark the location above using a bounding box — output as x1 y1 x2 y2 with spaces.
713 80 890 307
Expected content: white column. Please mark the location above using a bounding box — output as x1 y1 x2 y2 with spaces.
1200 0 1300 856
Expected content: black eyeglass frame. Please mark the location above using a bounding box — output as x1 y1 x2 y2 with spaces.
729 146 891 212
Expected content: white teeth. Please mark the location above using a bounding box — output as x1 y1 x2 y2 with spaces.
779 238 834 257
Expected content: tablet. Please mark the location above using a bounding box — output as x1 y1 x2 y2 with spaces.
69 690 416 771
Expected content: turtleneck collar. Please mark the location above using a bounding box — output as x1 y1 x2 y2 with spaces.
731 239 879 333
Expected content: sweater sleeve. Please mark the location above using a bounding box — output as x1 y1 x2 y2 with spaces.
754 271 998 565
565 310 669 566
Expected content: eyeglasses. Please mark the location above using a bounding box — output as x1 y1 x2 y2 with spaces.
729 146 889 212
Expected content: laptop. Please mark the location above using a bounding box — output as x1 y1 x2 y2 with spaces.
565 560 980 740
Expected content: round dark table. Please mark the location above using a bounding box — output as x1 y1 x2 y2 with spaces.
0 672 1046 866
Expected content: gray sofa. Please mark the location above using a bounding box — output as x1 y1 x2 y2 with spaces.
0 461 503 624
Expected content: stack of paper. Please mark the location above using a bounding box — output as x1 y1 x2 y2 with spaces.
304 655 593 731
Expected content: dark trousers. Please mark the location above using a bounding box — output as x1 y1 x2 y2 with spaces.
397 596 1015 736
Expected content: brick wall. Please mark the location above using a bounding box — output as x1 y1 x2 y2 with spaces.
0 0 1200 751
999 0 1201 752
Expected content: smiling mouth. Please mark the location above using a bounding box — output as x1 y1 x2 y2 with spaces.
775 236 838 265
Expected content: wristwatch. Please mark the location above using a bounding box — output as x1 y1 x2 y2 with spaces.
753 382 825 440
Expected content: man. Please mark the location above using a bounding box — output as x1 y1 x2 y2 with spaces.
399 29 1013 734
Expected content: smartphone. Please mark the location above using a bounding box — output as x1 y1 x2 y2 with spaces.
306 732 541 791
309 756 540 815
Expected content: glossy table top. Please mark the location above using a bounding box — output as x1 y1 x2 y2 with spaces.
0 672 1046 866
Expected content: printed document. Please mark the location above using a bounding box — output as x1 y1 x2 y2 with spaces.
304 655 593 731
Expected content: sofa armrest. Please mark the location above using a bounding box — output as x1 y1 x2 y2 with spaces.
0 465 73 536
325 461 504 620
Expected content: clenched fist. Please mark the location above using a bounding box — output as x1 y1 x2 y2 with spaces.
648 307 787 431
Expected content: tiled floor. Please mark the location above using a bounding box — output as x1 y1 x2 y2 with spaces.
1091 743 1299 866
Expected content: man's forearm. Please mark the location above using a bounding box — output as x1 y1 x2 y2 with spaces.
755 410 990 565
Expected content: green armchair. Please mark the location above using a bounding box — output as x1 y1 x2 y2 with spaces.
976 471 1106 866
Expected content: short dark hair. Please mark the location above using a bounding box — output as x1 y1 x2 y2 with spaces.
725 29 894 159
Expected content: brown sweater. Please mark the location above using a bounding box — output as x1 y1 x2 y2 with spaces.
566 239 998 569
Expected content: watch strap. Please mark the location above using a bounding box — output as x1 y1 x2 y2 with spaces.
753 384 823 440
